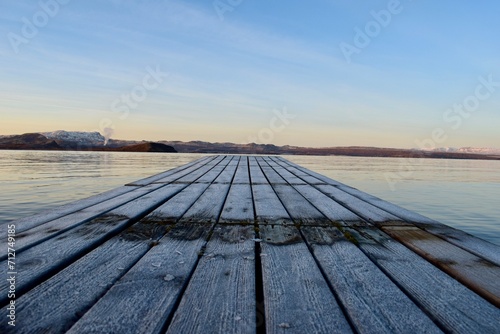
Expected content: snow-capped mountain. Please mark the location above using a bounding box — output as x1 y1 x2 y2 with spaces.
41 130 105 146
431 147 500 155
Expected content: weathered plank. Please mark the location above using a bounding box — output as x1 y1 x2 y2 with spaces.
290 185 362 225
219 184 254 224
263 157 306 185
337 184 438 225
347 226 500 333
0 183 189 307
420 224 500 267
270 157 329 185
153 155 226 184
219 157 254 223
381 225 500 307
65 224 211 334
178 160 238 224
248 156 268 184
214 156 240 184
251 184 291 225
258 164 288 185
250 175 353 333
125 155 214 186
257 157 330 225
233 156 250 184
301 227 441 334
172 155 230 184
7 225 158 333
274 156 346 186
259 225 353 333
166 225 256 334
338 184 500 266
315 184 402 224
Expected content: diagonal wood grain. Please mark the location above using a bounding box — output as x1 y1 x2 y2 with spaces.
381 225 500 307
348 226 500 333
301 227 441 334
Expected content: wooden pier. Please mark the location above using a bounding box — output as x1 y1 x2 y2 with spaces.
2 155 499 333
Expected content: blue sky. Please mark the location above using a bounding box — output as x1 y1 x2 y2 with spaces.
1 0 499 148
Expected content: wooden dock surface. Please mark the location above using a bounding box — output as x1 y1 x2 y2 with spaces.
1 155 499 333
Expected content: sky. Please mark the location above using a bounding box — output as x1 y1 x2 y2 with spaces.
0 0 499 148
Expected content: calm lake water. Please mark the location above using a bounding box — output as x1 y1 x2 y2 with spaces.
1 151 499 246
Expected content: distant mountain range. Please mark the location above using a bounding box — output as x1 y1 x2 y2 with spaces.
0 131 176 153
0 131 499 160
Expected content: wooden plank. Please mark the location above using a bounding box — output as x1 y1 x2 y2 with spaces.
146 184 213 222
274 156 346 186
174 155 231 184
219 184 254 224
263 157 306 185
166 225 256 334
171 155 228 184
256 158 329 226
266 183 329 225
381 225 500 307
142 159 231 224
420 224 500 267
178 161 238 224
266 156 363 224
7 224 161 333
249 157 291 225
153 155 225 184
259 225 353 333
233 156 250 184
337 184 500 266
258 165 288 185
213 156 240 184
249 156 268 184
65 224 211 334
270 157 329 185
251 184 291 225
347 226 500 333
0 182 189 307
301 227 441 334
125 155 214 186
180 183 232 224
270 160 402 223
291 185 362 225
216 156 252 226
315 184 402 224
